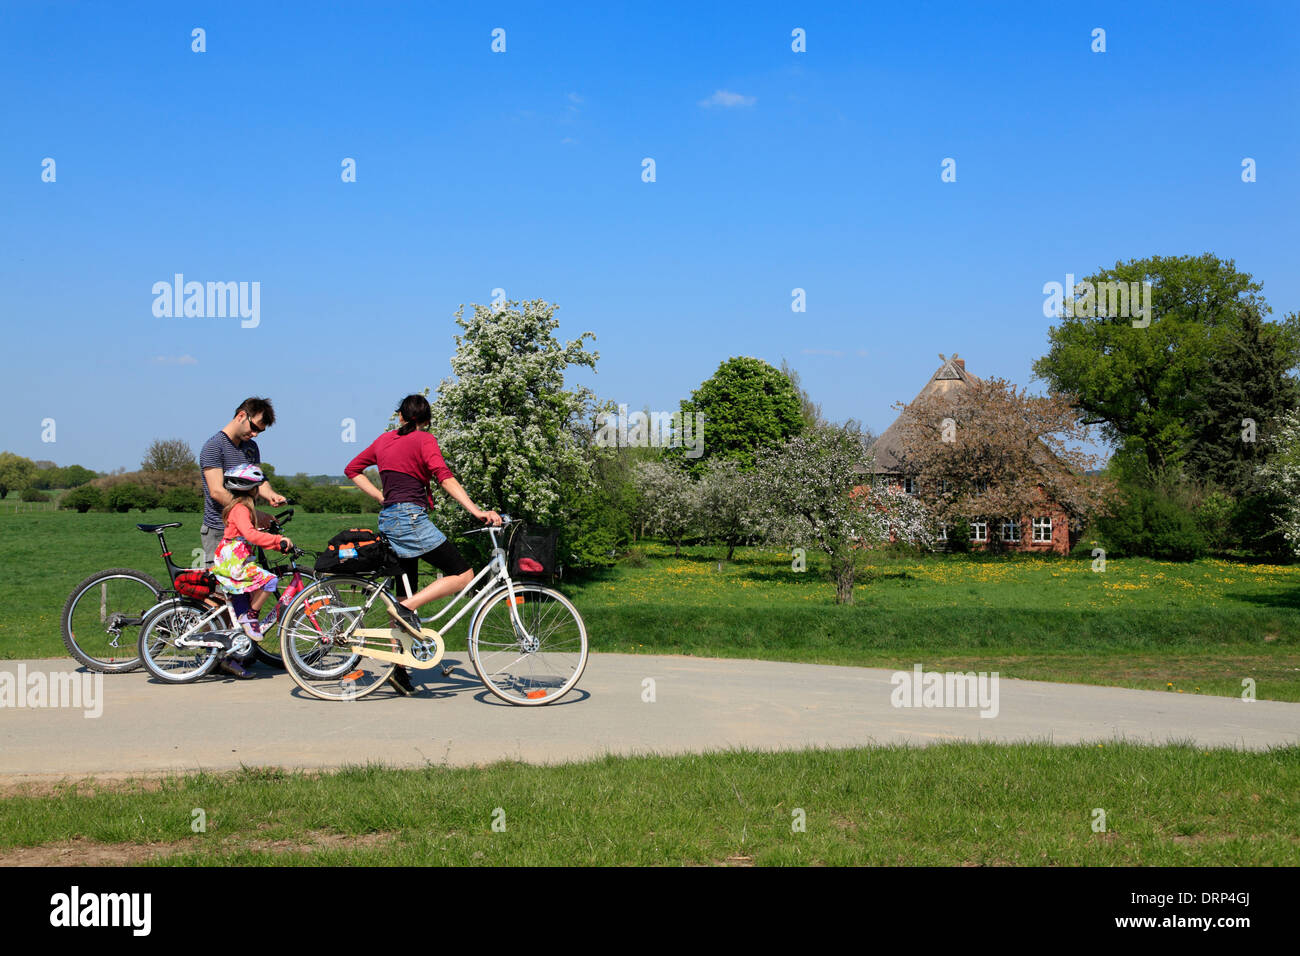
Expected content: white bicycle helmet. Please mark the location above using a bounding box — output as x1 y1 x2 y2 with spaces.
223 463 265 493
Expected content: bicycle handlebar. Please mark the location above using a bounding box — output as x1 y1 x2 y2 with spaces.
463 513 512 535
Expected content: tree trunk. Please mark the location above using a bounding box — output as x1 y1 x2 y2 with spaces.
833 550 855 605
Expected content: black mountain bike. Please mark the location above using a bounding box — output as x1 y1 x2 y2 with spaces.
60 509 305 672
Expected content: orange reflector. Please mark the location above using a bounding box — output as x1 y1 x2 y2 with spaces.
526 690 547 699
341 670 364 682
512 596 525 605
307 599 331 613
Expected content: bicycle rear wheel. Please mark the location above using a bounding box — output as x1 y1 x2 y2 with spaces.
61 569 163 673
137 598 221 683
469 584 588 705
252 571 319 670
280 576 396 701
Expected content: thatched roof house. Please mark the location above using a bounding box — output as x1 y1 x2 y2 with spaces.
866 353 1074 554
870 355 979 475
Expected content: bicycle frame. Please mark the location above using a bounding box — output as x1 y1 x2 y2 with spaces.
308 525 537 668
360 538 521 635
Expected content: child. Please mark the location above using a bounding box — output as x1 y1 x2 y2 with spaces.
211 464 293 678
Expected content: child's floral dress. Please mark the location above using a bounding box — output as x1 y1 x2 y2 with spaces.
213 505 282 594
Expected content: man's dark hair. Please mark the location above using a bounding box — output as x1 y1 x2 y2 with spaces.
234 397 276 428
395 394 432 436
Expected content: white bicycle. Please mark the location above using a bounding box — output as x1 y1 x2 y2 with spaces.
278 515 588 704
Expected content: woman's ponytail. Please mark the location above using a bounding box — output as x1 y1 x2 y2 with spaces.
395 394 433 436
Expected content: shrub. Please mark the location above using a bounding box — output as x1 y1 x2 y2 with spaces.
61 486 104 513
944 519 973 554
19 487 50 502
1195 490 1238 553
107 484 154 513
1094 483 1207 560
160 487 203 513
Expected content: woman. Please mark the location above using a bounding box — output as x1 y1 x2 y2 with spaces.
345 394 501 694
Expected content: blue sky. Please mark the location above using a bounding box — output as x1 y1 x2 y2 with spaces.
2 1 1297 475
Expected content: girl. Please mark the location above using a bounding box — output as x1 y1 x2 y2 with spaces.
345 394 500 695
211 464 293 678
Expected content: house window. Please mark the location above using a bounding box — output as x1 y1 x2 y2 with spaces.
938 524 948 541
1033 517 1052 542
902 476 916 495
940 478 953 494
1000 520 1020 542
970 521 987 542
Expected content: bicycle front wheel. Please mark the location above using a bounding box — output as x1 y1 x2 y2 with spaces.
469 584 588 705
280 576 396 701
137 598 221 683
61 569 163 673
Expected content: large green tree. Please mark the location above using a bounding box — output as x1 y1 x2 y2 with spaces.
671 356 804 475
0 452 37 499
1033 254 1300 481
1184 304 1300 493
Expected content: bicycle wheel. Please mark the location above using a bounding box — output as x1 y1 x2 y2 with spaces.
137 598 222 683
252 571 319 670
469 584 588 705
280 576 396 701
61 569 163 673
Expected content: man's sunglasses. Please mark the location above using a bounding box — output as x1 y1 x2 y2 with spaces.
245 417 266 434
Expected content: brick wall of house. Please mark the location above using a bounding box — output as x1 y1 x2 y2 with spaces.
868 480 1073 556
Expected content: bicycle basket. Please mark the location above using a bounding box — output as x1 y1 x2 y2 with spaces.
174 569 218 599
314 528 402 575
508 524 559 578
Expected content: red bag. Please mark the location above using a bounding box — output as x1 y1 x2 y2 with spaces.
174 569 218 599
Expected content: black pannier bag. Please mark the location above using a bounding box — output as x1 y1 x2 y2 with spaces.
508 525 559 579
314 528 402 575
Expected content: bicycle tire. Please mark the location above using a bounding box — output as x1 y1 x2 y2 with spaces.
251 571 321 670
469 584 588 706
137 597 222 683
60 569 164 673
279 575 396 701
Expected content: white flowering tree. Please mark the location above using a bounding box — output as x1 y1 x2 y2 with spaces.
750 424 934 604
634 460 702 556
698 457 761 560
1257 408 1300 554
404 299 605 539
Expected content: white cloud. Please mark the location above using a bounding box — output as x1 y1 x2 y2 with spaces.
152 354 198 366
698 89 756 109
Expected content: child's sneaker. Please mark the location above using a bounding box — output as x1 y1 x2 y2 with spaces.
236 613 265 643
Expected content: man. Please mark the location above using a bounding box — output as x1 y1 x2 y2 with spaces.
199 398 287 568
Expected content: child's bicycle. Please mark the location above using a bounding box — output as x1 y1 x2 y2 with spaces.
134 541 318 683
277 515 588 704
60 509 306 673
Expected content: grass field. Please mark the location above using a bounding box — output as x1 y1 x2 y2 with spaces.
4 510 1299 699
1 744 1296 866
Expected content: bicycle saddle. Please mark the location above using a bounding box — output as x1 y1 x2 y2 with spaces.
136 522 183 532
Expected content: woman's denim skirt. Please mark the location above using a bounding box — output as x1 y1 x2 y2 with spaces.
378 502 447 559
